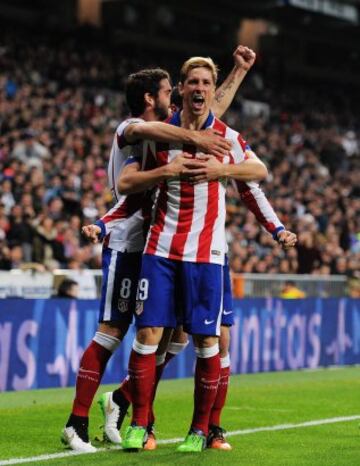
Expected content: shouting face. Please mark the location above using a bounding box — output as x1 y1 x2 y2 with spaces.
180 67 216 118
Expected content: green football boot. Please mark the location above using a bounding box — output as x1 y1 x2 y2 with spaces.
122 425 147 451
176 430 206 453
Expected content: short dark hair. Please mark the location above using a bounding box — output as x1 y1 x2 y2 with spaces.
170 86 183 109
57 278 78 298
125 68 170 117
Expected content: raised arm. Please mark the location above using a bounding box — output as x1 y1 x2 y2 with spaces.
212 45 256 119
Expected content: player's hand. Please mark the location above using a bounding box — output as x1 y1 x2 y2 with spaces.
165 153 204 179
277 230 297 249
233 45 256 72
185 154 225 183
194 129 232 158
82 224 102 244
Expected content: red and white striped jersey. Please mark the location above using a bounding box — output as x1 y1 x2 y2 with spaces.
234 180 285 239
144 111 252 264
98 118 154 252
98 114 285 256
107 118 144 201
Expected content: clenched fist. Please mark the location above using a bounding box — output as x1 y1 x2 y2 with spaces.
277 230 297 250
233 45 256 72
82 224 102 244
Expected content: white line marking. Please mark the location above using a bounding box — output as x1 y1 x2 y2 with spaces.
1 415 359 465
227 406 294 412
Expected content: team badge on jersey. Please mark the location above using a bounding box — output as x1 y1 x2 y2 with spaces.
118 299 129 313
135 300 144 315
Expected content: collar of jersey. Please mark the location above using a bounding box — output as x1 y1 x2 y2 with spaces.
169 110 214 129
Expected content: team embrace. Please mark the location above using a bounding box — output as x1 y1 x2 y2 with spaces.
62 46 297 453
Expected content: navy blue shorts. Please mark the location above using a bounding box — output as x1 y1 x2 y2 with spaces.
222 256 234 326
99 248 142 324
135 254 223 336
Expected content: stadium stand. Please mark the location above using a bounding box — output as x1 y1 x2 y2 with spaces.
0 25 359 291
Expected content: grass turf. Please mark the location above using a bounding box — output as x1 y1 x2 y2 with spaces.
0 367 359 465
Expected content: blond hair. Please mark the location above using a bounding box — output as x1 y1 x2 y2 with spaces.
179 57 218 84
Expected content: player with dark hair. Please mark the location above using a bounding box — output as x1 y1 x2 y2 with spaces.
61 50 254 452
119 56 272 452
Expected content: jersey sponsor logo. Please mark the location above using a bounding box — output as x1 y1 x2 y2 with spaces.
118 299 129 313
211 250 221 256
223 310 233 315
135 300 144 315
204 319 215 325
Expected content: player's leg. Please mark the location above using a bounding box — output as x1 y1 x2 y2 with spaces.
62 248 138 451
62 322 125 451
145 326 189 449
207 325 232 450
122 255 178 450
177 262 222 453
100 329 166 446
208 257 233 450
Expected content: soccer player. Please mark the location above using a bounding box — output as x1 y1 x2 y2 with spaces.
62 46 256 452
112 90 296 451
120 56 273 453
113 158 297 451
61 68 233 452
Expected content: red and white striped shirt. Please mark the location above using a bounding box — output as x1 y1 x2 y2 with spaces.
99 118 154 252
99 114 284 256
144 111 257 264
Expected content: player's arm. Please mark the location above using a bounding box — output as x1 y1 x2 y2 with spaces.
124 122 232 158
236 180 297 248
82 194 133 243
212 45 256 119
187 150 268 183
222 151 268 180
118 153 206 195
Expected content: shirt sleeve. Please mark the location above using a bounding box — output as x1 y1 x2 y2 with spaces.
116 118 144 148
124 155 142 166
96 192 145 238
227 130 249 164
234 180 285 239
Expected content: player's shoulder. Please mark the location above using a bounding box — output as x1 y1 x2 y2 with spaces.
116 117 145 135
213 117 243 139
213 117 247 152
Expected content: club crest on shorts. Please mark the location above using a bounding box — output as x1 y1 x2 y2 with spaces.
118 299 129 313
135 300 144 315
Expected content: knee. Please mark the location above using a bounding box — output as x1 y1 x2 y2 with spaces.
171 326 188 345
193 335 219 349
98 322 129 340
219 326 230 357
136 327 163 346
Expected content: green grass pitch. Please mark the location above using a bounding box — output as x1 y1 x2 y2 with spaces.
1 367 359 465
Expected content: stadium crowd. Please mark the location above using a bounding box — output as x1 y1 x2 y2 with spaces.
0 28 359 287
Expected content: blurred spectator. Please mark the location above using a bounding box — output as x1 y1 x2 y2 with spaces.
280 281 306 299
11 130 49 168
0 25 358 286
57 278 79 298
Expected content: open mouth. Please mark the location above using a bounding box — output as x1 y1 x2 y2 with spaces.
192 94 205 109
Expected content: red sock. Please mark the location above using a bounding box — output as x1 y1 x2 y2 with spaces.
72 340 112 417
191 354 220 435
129 349 156 426
148 352 175 426
209 365 230 426
118 376 132 403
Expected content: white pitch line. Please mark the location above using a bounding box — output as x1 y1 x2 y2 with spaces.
1 415 359 465
226 406 294 412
